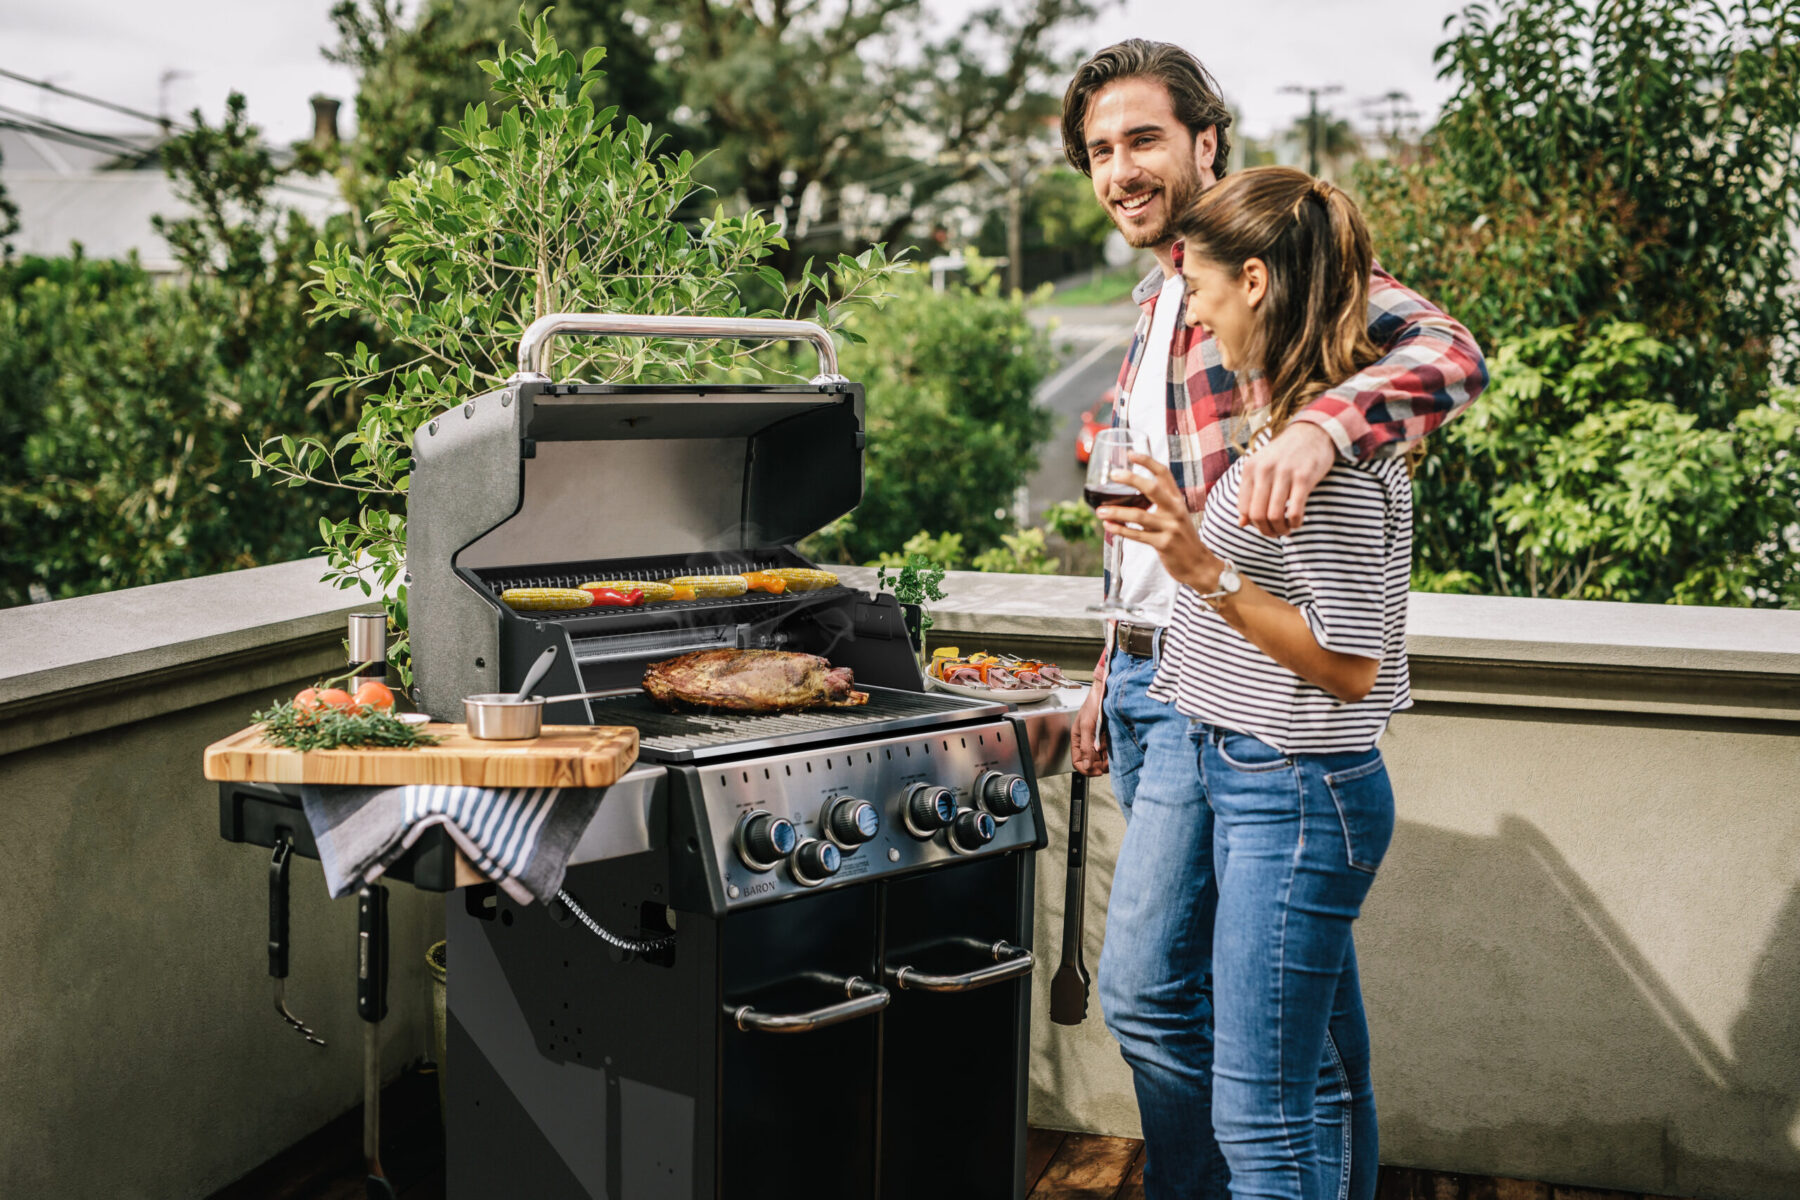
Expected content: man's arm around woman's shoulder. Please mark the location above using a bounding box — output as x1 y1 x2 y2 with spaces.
1290 262 1490 462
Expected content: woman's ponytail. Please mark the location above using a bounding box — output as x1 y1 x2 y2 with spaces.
1171 167 1378 438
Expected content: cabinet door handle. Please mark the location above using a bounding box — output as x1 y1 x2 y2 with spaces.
726 975 890 1034
885 940 1034 993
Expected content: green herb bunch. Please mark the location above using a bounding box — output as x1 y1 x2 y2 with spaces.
252 700 442 751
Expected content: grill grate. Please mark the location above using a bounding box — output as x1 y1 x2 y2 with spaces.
484 558 795 593
471 549 855 626
589 686 1004 763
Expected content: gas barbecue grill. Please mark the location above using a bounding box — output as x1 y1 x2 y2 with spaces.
410 315 1049 1198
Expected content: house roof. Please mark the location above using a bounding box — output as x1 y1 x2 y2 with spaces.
2 123 343 272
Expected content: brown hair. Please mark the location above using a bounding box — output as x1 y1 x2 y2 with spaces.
1171 166 1377 437
1061 39 1233 178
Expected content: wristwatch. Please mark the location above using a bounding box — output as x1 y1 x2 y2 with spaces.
1197 559 1242 607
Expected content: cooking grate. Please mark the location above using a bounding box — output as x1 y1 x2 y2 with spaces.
589 686 1005 763
470 549 856 626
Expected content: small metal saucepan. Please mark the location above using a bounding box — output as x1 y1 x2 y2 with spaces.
462 689 627 740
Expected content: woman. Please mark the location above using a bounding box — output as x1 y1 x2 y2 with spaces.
1097 165 1408 1200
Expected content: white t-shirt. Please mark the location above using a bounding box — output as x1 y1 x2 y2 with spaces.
1116 273 1187 626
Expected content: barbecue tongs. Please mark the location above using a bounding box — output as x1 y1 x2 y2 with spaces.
270 834 325 1046
1049 772 1092 1025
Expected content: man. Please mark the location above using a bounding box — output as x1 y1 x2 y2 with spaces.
1061 40 1488 1200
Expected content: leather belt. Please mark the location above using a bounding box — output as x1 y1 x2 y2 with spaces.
1116 622 1161 658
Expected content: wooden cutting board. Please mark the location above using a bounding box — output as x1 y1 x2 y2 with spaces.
203 723 639 789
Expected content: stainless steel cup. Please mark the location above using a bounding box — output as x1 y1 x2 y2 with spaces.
462 694 545 740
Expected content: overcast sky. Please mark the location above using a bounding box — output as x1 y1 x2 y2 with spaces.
1 1 1469 149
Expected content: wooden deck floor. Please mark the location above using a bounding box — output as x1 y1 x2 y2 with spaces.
211 1083 1693 1200
1023 1127 1696 1200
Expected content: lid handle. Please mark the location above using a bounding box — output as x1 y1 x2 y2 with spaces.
513 313 843 384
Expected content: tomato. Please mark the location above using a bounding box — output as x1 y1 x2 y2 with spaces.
314 688 356 712
354 681 396 713
294 687 324 716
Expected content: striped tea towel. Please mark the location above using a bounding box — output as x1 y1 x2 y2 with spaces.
299 783 604 905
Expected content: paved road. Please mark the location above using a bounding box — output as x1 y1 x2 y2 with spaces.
1024 301 1139 522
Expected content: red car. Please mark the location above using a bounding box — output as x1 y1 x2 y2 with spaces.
1075 387 1117 466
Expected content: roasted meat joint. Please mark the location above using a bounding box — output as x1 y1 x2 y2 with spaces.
643 648 870 710
213 315 1083 1200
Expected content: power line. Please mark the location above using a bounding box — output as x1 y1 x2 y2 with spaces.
0 107 154 160
0 66 188 132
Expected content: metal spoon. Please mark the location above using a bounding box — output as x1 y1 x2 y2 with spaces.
512 645 559 701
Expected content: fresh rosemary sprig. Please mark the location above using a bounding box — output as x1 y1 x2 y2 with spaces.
252 700 442 751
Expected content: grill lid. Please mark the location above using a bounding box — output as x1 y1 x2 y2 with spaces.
406 315 867 719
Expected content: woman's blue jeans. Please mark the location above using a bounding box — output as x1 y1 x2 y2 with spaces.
1098 647 1390 1200
1202 724 1393 1200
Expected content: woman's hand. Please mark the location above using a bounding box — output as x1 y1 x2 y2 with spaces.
1096 452 1221 591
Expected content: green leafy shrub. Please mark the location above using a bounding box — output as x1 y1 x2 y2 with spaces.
1440 323 1799 604
867 531 970 571
1358 0 1800 417
971 528 1060 574
829 258 1053 564
1355 0 1800 605
0 94 365 606
254 11 905 671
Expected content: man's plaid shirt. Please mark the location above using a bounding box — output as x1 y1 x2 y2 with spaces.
1092 262 1488 682
1110 262 1488 513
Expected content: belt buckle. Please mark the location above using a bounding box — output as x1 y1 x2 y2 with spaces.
1120 623 1156 658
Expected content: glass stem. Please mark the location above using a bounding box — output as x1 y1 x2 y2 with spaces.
1104 528 1125 608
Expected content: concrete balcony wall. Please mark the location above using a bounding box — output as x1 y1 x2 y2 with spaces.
861 567 1800 1200
3 560 1796 1199
0 560 443 1200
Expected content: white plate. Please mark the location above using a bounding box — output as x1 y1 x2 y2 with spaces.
926 674 1056 706
396 711 433 727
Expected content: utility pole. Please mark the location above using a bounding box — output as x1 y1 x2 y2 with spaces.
1280 83 1342 176
157 69 190 133
973 152 1039 294
1006 155 1027 294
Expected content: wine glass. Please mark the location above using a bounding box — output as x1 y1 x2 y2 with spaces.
1084 427 1153 620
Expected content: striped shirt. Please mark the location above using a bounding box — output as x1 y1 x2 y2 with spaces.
1148 436 1413 754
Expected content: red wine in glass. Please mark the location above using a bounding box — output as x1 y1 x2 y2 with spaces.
1085 427 1154 620
1084 483 1151 510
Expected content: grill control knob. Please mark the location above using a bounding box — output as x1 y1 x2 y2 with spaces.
948 809 998 854
903 784 956 839
737 811 797 872
790 838 843 886
977 771 1032 818
824 797 880 848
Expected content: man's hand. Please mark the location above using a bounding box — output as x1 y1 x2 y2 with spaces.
1072 680 1108 776
1236 421 1337 537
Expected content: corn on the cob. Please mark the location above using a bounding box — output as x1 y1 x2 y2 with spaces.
501 587 594 611
666 574 750 598
578 580 678 603
761 567 839 592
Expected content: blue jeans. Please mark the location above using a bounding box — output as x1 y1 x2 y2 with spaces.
1099 645 1231 1200
1202 724 1392 1200
1098 644 1382 1200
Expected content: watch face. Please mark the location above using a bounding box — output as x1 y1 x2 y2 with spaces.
1220 567 1241 593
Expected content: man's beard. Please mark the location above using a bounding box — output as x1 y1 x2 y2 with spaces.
1113 154 1202 249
